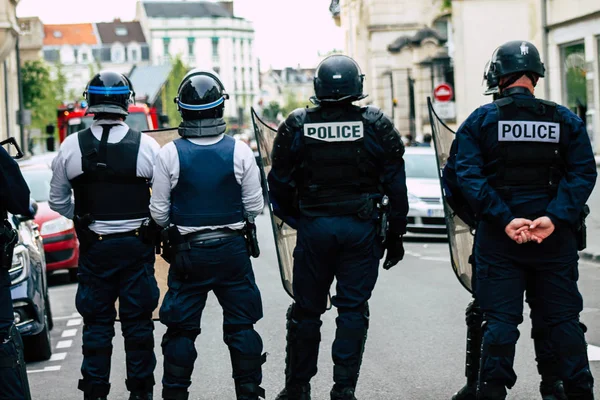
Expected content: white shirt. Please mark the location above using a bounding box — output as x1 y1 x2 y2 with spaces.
150 134 264 235
49 119 160 235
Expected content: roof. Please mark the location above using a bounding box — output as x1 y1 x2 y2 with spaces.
43 24 97 46
128 64 173 105
387 27 446 54
96 20 147 44
142 1 233 19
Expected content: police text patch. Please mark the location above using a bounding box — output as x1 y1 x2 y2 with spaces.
303 121 364 142
498 121 560 143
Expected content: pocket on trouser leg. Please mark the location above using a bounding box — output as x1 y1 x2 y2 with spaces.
76 274 98 322
140 263 160 316
159 277 183 326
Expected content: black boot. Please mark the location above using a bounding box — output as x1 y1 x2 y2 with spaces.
451 384 477 400
540 379 567 400
274 384 311 400
275 305 321 400
453 300 482 400
129 393 153 400
235 382 266 400
84 397 107 400
330 386 357 400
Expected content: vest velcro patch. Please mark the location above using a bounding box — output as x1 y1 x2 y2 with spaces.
498 120 560 143
303 121 364 142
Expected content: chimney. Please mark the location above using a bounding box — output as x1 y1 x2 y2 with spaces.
218 1 234 15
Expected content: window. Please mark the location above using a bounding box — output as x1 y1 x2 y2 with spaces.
111 43 126 63
81 52 89 63
242 67 246 91
234 67 238 90
115 27 128 36
141 46 150 61
101 47 112 62
73 48 79 60
187 37 195 56
43 49 59 62
163 37 171 56
561 42 587 117
249 67 253 90
130 48 139 62
212 37 219 57
213 67 220 75
53 30 62 38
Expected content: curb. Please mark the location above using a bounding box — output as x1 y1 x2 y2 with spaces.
580 251 600 263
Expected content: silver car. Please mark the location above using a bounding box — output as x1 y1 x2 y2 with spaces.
403 147 447 237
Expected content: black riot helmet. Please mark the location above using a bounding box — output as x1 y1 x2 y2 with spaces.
83 71 135 117
312 54 367 104
174 69 229 120
482 60 500 97
487 40 546 90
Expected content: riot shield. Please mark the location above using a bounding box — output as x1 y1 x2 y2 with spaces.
427 97 474 293
250 108 296 300
116 128 180 321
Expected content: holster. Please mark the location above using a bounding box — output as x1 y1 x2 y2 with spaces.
73 214 96 253
140 218 163 254
575 204 590 251
0 219 18 270
243 216 260 258
160 225 189 264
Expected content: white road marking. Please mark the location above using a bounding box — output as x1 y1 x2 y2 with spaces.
62 329 78 338
53 313 82 321
420 256 451 262
56 340 73 349
588 345 600 362
404 250 422 258
67 318 82 326
27 366 61 374
49 352 67 361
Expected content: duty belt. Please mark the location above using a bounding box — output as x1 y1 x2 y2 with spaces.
182 228 242 245
95 228 141 242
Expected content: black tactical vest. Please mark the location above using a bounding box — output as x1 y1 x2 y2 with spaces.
296 106 381 217
483 94 565 196
70 128 151 221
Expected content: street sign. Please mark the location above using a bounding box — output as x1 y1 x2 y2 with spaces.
433 101 456 120
434 83 454 102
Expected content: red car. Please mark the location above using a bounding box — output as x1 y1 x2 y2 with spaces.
19 162 79 281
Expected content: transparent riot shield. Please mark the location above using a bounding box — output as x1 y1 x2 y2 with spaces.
427 97 474 293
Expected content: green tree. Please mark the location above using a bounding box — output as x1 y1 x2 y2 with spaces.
21 60 60 130
163 55 190 126
441 0 451 10
280 91 310 117
262 101 281 122
54 60 67 102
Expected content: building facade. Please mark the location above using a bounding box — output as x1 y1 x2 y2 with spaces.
260 67 315 108
333 0 452 138
0 0 23 145
17 16 42 62
136 0 260 122
42 21 150 102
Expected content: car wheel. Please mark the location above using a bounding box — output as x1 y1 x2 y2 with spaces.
24 310 52 362
45 293 54 331
69 267 78 283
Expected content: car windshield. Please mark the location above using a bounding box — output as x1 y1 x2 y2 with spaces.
21 168 53 202
126 112 150 131
67 116 94 136
403 153 439 179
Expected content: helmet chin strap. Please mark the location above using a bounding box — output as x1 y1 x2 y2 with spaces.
500 73 538 91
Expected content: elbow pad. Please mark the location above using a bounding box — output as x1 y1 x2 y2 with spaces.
363 106 404 160
272 108 306 169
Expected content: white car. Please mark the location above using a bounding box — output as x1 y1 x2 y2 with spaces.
403 147 447 237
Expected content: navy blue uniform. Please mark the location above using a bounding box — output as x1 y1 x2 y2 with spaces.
0 145 32 400
151 134 266 400
268 104 408 395
455 88 597 398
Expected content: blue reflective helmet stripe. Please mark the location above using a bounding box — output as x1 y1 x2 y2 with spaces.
87 85 131 95
178 96 225 111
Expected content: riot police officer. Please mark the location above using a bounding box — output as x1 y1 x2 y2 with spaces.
454 41 597 399
49 71 161 400
448 60 578 400
0 143 32 400
149 69 266 400
269 54 409 400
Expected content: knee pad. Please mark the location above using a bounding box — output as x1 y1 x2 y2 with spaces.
82 344 113 358
124 336 154 353
289 303 322 322
161 327 200 349
223 324 254 335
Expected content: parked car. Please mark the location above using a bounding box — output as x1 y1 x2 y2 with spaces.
9 207 53 361
19 163 79 281
404 147 447 237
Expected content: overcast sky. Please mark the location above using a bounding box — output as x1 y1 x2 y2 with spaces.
17 0 344 71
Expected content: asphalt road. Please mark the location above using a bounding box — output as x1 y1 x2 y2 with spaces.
25 212 600 400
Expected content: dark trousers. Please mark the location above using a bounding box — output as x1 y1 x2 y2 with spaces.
76 236 159 397
159 235 264 395
474 231 594 398
290 216 383 387
0 268 29 400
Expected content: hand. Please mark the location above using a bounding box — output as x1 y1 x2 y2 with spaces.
526 216 555 244
383 235 404 270
505 218 534 244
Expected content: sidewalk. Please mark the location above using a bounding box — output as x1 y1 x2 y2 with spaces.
580 157 600 262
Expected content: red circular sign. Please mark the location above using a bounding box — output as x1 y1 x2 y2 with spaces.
434 83 454 102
